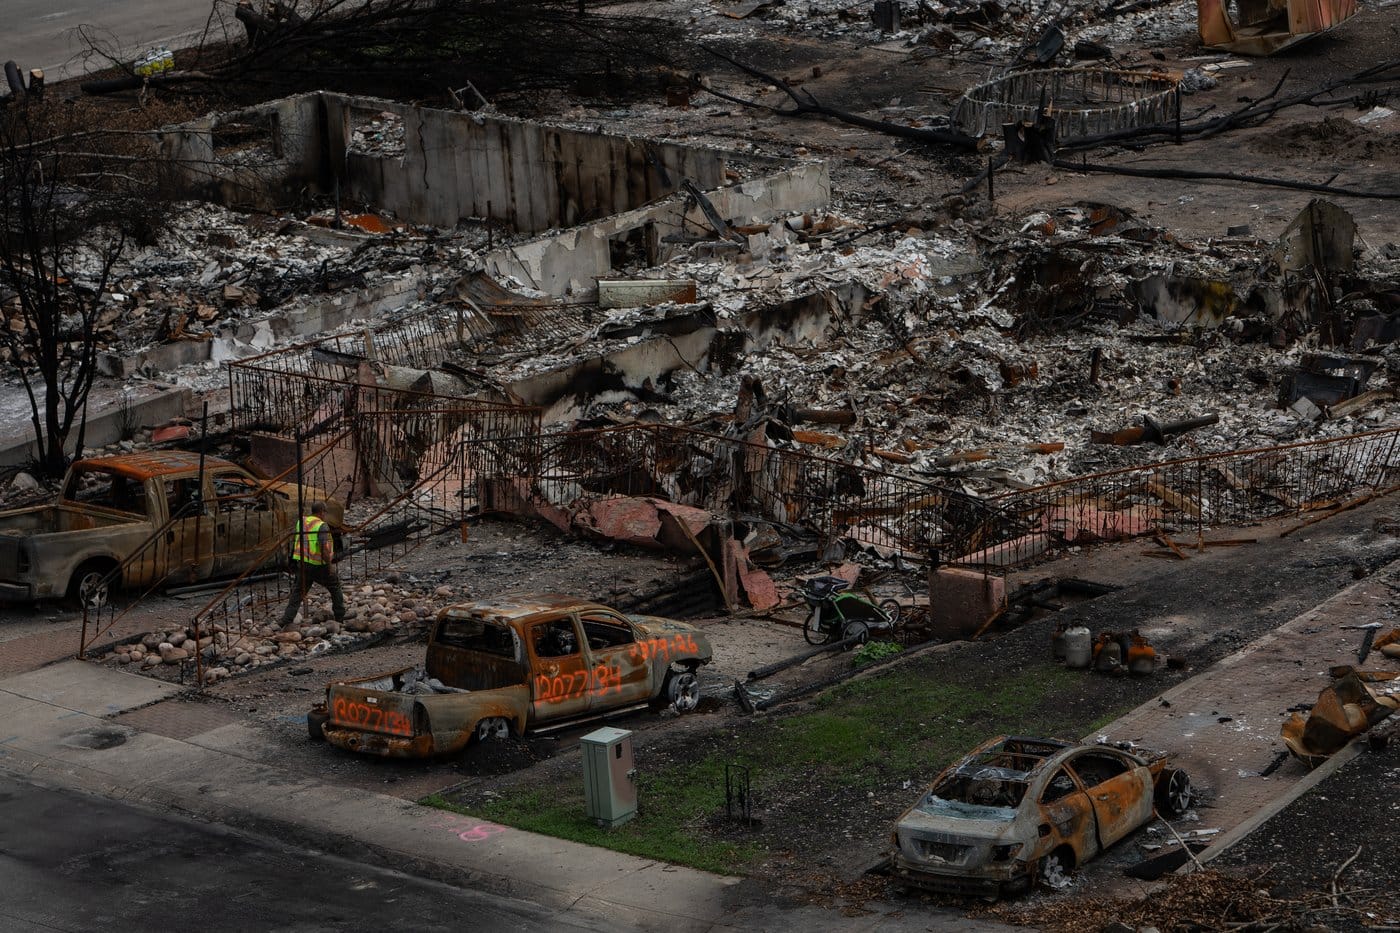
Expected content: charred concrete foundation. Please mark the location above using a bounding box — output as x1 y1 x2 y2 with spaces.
158 93 829 298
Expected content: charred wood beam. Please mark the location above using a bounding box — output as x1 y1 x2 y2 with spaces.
785 405 856 426
702 45 981 152
80 71 213 95
682 179 744 244
4 61 24 97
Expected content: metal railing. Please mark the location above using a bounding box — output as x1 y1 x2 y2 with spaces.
82 406 1400 680
182 405 541 682
224 298 577 434
466 424 988 560
956 426 1400 568
465 423 1400 572
77 428 354 658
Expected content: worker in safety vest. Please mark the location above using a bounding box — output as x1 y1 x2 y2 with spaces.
280 501 346 628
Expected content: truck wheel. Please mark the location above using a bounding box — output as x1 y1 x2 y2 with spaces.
665 668 701 713
68 560 116 611
307 707 330 741
475 717 510 742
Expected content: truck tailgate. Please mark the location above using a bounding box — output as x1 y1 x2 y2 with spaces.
328 686 419 738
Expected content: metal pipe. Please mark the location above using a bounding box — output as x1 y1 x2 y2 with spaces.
746 633 867 681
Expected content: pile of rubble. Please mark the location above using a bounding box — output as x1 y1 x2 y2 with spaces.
478 196 1400 491
103 580 461 682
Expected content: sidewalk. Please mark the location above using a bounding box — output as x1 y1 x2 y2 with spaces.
0 659 1011 933
1085 558 1400 886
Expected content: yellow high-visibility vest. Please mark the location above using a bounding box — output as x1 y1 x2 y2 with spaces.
292 516 327 565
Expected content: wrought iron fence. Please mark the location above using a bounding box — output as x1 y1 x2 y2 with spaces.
225 303 523 434
224 292 596 436
467 423 1400 573
81 405 1400 683
955 426 1400 569
181 404 540 682
468 424 986 560
78 428 354 658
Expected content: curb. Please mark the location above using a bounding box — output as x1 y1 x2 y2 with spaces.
1190 739 1367 867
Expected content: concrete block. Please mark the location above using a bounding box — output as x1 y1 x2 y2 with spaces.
0 386 191 467
928 567 1005 639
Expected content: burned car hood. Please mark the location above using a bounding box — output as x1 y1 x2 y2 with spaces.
627 615 713 659
628 615 701 637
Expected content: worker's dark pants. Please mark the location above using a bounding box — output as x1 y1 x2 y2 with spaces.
281 561 346 627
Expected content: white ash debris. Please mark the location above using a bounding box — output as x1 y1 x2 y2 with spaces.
349 109 407 156
399 667 469 694
106 581 465 682
553 200 1397 491
49 199 533 401
688 0 1199 62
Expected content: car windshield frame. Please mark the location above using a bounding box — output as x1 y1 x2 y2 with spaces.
915 792 1022 822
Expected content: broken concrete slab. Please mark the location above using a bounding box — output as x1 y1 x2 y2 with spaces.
1276 199 1357 275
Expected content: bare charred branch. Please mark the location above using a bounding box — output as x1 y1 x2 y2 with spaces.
1050 159 1400 200
701 45 982 152
0 104 174 475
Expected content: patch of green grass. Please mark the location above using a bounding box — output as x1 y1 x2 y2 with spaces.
423 660 1134 875
852 640 904 668
744 662 1088 787
423 765 761 875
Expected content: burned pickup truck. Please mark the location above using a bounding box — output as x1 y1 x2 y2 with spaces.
0 450 341 607
312 595 713 757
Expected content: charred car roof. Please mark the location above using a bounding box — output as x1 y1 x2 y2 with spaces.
438 594 614 623
71 450 238 480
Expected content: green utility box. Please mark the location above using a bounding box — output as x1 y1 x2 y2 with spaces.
581 726 637 828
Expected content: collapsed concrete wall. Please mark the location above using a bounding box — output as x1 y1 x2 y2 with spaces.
160 96 324 210
158 92 734 233
484 162 832 297
328 95 728 232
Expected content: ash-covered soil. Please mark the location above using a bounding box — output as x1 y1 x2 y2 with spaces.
1212 735 1400 932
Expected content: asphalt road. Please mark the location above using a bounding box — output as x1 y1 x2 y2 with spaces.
0 774 607 933
9 0 225 80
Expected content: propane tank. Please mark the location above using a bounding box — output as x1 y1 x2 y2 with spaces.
1127 632 1157 675
1094 633 1122 672
1063 626 1092 669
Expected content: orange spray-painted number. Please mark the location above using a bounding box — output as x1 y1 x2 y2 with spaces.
629 634 698 663
533 664 622 704
332 697 413 736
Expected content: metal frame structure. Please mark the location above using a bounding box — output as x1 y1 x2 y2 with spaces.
952 68 1179 142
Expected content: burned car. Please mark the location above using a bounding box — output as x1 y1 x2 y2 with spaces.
312 595 713 757
891 736 1192 897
